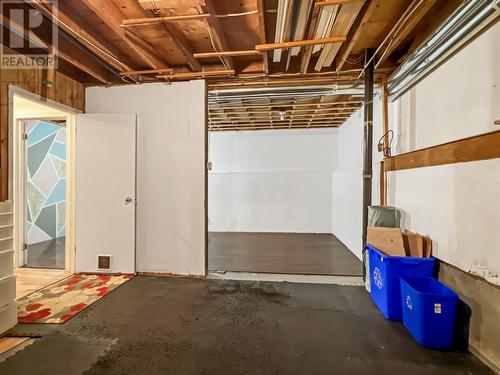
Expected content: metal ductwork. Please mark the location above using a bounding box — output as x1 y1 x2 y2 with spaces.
388 0 500 99
208 84 365 103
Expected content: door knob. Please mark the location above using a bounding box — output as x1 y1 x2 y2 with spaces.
125 197 133 204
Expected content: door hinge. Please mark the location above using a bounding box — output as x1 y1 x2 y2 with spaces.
22 133 28 140
22 243 28 251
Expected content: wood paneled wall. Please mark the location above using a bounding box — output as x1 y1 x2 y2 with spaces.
0 49 85 201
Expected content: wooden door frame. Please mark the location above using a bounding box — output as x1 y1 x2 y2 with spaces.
9 85 81 274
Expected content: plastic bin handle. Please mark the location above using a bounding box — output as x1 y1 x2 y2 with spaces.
398 258 433 265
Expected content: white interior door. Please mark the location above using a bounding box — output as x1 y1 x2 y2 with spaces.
75 113 136 274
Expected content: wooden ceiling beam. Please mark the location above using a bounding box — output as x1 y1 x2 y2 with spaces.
0 13 110 84
300 4 321 74
134 2 202 72
120 68 174 77
80 0 168 69
209 113 353 120
210 110 353 117
210 125 341 131
28 0 132 73
122 10 258 27
256 0 269 74
336 0 379 72
197 0 234 71
122 14 211 27
210 121 345 126
159 22 202 71
210 106 357 113
376 0 438 67
57 49 108 84
209 120 346 126
272 0 294 63
194 50 262 58
210 108 358 116
210 123 348 128
315 1 364 70
315 0 362 6
258 36 346 51
209 101 363 110
157 69 235 80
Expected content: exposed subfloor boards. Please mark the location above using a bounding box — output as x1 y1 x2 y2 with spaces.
208 232 363 276
0 277 492 374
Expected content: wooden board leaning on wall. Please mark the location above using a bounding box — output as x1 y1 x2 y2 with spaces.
384 130 500 172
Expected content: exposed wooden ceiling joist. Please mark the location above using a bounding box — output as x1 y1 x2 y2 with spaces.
336 0 378 72
210 108 357 116
80 0 169 69
157 69 235 80
257 36 347 51
375 0 438 67
210 125 342 131
18 0 462 94
0 11 111 84
300 4 321 74
119 68 174 77
256 0 269 74
210 112 354 120
314 0 364 71
133 0 202 72
208 89 363 131
209 101 363 110
122 13 211 27
193 50 262 58
56 49 108 84
196 0 235 70
29 0 132 73
315 0 363 6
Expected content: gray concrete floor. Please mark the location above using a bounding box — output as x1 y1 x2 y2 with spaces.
1 276 492 375
26 237 65 269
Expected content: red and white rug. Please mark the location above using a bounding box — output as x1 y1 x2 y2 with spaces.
17 274 134 324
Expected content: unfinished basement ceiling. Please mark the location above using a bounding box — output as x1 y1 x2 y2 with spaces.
208 86 363 131
3 0 463 87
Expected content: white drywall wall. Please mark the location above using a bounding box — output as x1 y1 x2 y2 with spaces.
388 23 500 282
331 99 384 260
394 22 500 153
85 81 206 276
387 159 500 283
209 129 337 233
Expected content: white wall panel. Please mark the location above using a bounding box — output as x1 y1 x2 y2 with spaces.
388 159 500 283
331 97 384 259
209 171 333 233
86 81 206 276
394 22 500 153
208 129 337 233
387 24 500 281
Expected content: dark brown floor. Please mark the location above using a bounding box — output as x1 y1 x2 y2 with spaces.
26 237 65 269
1 277 492 374
208 232 363 276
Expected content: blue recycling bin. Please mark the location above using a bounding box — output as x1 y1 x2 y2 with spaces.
400 276 458 349
367 244 435 320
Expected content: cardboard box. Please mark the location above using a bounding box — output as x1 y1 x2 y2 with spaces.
367 227 406 256
368 227 432 258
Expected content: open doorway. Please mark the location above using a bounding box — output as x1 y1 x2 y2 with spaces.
206 88 364 277
22 119 67 270
11 91 76 299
